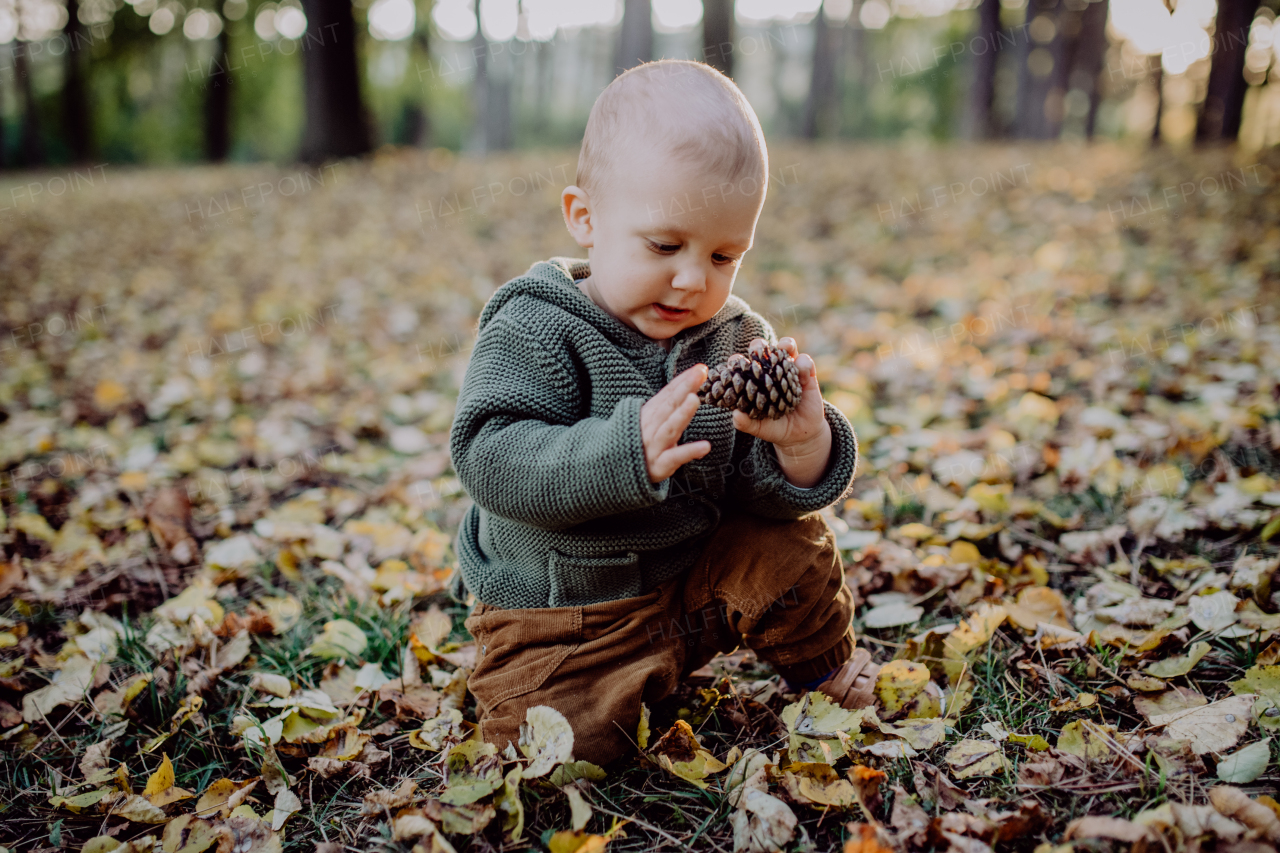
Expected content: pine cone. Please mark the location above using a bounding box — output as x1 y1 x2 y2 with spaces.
698 343 802 420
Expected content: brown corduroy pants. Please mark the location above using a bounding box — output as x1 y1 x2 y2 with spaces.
463 510 855 765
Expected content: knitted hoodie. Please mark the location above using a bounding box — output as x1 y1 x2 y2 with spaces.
448 257 858 609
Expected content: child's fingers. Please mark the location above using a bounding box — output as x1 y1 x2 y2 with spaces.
652 440 710 480
644 365 707 426
654 391 701 449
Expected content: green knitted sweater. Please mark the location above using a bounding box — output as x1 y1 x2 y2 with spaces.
448 257 859 609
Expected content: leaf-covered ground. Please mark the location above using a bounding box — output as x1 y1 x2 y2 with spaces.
1 142 1279 853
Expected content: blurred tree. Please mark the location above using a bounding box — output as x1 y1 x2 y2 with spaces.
62 0 93 161
469 0 510 152
1150 61 1163 144
298 0 372 161
205 25 232 160
14 46 44 165
803 1 841 138
1014 0 1066 138
406 0 433 145
964 0 1001 138
615 0 651 75
1074 0 1107 138
703 0 733 77
1196 0 1260 143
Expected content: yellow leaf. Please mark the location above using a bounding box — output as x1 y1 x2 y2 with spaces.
950 541 981 564
944 739 1007 778
194 778 257 819
109 793 169 823
1056 720 1116 760
1146 641 1211 678
548 830 611 853
304 619 367 660
636 703 650 750
874 660 930 713
1150 694 1257 754
649 720 729 789
1005 587 1071 631
94 379 130 410
143 754 195 807
161 815 223 853
894 523 935 541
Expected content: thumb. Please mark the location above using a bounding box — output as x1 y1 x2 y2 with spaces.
732 410 757 434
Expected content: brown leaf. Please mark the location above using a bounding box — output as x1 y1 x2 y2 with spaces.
1064 816 1150 842
1210 787 1280 843
145 487 198 565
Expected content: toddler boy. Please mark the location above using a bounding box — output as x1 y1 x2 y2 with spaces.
448 59 877 765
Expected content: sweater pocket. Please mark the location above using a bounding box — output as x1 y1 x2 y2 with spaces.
548 549 642 607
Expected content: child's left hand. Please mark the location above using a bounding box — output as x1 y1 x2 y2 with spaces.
730 337 829 451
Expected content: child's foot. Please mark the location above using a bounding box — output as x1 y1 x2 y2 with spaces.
813 647 880 710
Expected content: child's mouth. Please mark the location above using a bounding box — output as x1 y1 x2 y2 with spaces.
653 303 690 321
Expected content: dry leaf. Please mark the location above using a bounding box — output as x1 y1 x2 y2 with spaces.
1149 694 1256 754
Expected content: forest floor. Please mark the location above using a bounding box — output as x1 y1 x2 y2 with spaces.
1 142 1279 853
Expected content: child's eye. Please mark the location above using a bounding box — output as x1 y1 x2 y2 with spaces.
713 254 739 265
647 240 679 254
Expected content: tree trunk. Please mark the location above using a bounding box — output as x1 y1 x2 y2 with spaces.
965 0 1001 139
14 46 44 167
702 0 734 77
1150 61 1163 145
469 4 489 152
205 26 232 161
410 10 432 146
62 0 93 162
802 3 840 138
1075 0 1108 139
615 0 652 75
1196 0 1260 143
1014 0 1069 139
298 0 372 162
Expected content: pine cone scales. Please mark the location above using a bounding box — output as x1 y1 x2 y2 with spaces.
698 343 802 419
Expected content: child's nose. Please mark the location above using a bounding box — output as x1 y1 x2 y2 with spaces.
671 263 707 292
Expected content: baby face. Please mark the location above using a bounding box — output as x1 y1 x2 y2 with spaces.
563 142 765 345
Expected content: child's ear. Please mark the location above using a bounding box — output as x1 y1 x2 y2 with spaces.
561 186 594 249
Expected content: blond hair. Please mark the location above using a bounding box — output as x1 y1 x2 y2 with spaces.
576 60 768 200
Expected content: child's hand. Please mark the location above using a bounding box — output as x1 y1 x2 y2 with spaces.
732 337 833 487
641 364 712 483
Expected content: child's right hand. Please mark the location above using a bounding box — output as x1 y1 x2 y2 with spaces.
640 364 712 483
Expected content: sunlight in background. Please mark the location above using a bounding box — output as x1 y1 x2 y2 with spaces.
428 0 882 42
1109 0 1217 74
369 0 415 39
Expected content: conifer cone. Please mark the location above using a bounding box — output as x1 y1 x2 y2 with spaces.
698 343 802 420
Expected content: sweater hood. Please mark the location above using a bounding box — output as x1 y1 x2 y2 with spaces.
477 257 751 358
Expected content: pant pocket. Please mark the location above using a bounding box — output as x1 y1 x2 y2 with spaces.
465 608 582 710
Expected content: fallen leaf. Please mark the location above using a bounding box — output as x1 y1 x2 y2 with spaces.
269 789 301 831
875 660 931 713
649 719 728 789
1209 786 1280 843
1005 587 1071 631
565 784 592 832
1149 694 1256 754
1064 815 1150 842
730 786 797 853
518 705 574 778
304 619 368 660
143 754 195 807
944 739 1006 778
1146 641 1211 678
1216 739 1271 784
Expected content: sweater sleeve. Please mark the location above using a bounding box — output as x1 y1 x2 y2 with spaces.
449 315 670 531
727 400 859 519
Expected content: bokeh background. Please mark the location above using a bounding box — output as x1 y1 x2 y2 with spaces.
2 0 1280 167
